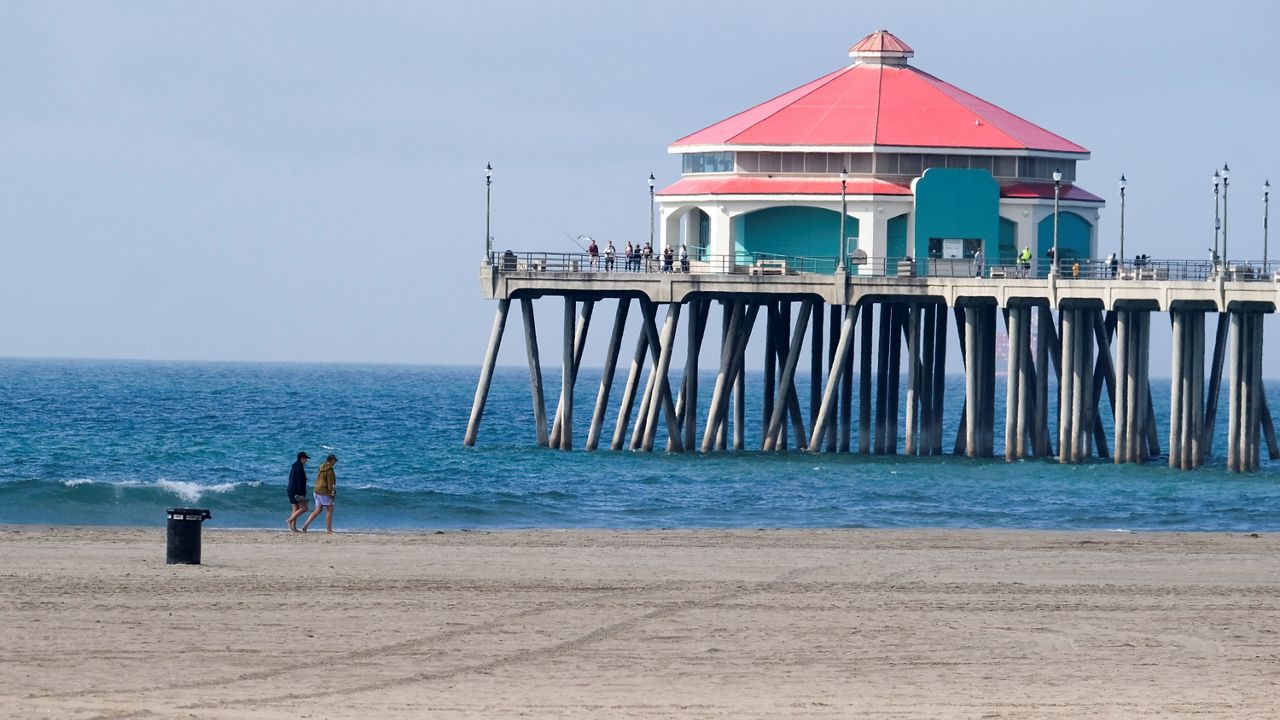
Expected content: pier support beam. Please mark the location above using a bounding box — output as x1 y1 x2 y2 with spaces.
521 298 549 448
586 299 630 451
859 303 874 454
764 301 814 452
464 298 510 447
1228 312 1266 472
551 300 595 450
808 305 858 451
962 304 996 458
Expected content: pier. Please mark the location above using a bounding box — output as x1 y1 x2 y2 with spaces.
466 256 1279 472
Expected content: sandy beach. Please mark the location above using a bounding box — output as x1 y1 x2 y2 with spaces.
2 526 1279 718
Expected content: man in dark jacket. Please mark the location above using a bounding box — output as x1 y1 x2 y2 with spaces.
286 452 310 532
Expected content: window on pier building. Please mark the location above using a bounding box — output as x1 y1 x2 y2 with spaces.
1017 157 1076 182
682 151 735 173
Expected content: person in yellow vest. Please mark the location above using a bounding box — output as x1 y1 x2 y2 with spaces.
301 454 338 534
1017 246 1032 278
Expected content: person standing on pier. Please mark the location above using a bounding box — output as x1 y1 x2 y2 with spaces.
301 454 338 534
604 240 616 271
285 451 310 533
643 241 654 272
662 245 674 272
1017 246 1032 277
680 244 689 273
587 238 599 270
972 248 984 278
624 241 635 272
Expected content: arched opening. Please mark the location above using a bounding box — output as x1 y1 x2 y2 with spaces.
1037 211 1093 261
732 206 859 274
998 217 1018 265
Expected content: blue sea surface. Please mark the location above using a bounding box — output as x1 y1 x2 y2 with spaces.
1 358 1278 531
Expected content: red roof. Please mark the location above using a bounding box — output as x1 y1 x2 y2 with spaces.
657 176 911 197
672 57 1086 154
1000 182 1104 203
656 176 1103 202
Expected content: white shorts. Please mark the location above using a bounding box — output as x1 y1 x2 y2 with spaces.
315 494 334 507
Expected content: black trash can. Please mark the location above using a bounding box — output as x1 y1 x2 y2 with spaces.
166 507 212 565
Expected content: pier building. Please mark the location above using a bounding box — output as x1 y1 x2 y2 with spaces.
466 30 1278 474
658 30 1103 272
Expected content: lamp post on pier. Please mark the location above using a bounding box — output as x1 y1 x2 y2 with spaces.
1213 170 1221 269
1222 163 1230 268
838 168 848 271
1118 174 1127 262
485 162 493 262
648 173 656 251
1266 179 1272 268
1052 169 1062 277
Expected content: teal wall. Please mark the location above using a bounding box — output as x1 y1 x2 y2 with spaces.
998 217 1018 264
1036 211 1093 260
887 213 908 258
735 206 859 272
913 168 1000 268
885 213 909 276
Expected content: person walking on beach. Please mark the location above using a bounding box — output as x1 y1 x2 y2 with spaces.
285 451 310 532
301 454 338 534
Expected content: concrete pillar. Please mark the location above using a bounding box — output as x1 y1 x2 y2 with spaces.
520 298 549 448
1172 311 1187 468
887 304 903 455
965 307 980 458
906 304 921 456
827 305 841 452
1017 307 1032 458
859 303 874 454
932 306 948 456
611 316 651 451
762 301 776 450
559 298 576 450
702 301 742 453
1035 307 1052 457
464 298 510 447
1114 310 1129 463
810 305 824 433
876 303 892 454
641 304 682 452
1005 307 1023 460
1059 308 1075 463
920 305 936 456
808 306 857 452
1190 312 1205 467
839 305 855 453
587 298 631 451
764 301 813 452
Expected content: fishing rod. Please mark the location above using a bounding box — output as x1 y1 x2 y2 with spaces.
557 228 591 253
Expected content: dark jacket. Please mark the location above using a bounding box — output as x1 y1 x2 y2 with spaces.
287 460 307 498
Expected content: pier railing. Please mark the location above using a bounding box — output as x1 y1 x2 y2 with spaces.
490 251 1280 283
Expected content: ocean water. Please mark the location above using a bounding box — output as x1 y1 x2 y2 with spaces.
0 358 1278 531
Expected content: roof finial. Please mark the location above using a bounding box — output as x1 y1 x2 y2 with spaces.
849 29 914 66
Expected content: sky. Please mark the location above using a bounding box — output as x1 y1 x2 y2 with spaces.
2 1 1279 370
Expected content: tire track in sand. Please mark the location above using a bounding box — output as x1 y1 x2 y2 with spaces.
180 565 831 712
